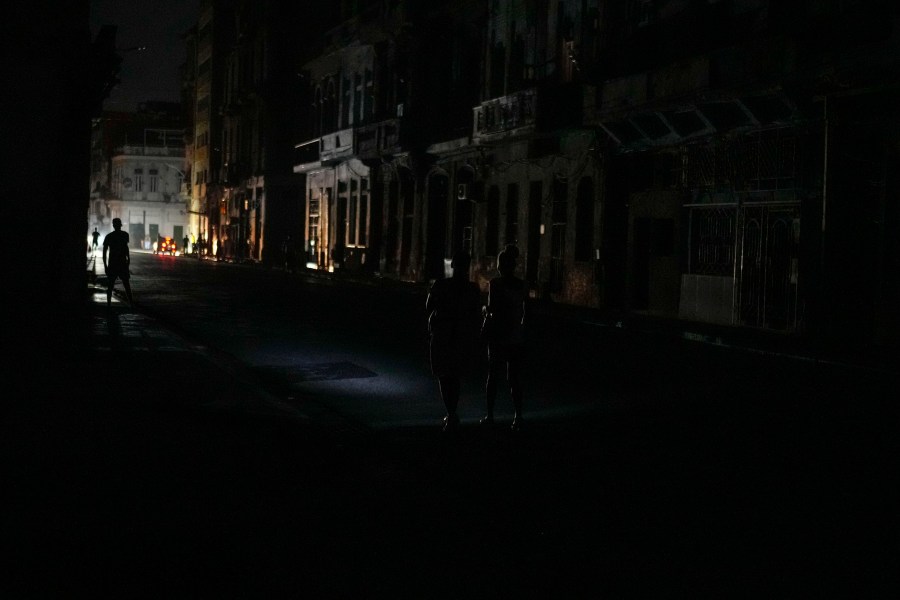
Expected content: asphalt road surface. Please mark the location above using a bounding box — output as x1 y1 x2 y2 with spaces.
127 252 897 594
4 250 893 596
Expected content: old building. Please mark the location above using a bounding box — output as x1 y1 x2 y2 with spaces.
437 0 603 302
88 104 188 249
583 0 900 346
185 0 339 263
200 0 899 348
185 0 237 258
294 1 401 274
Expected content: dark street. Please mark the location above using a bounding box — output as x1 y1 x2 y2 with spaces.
7 1 900 596
3 252 896 596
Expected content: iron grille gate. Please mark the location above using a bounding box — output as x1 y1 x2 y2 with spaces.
688 201 801 331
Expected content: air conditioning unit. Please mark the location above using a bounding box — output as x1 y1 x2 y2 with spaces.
457 183 467 200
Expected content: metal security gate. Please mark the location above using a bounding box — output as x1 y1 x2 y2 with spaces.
738 203 800 330
687 201 800 331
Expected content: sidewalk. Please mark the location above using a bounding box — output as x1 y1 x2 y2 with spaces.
528 299 899 375
1 284 405 595
7 280 639 596
277 259 897 375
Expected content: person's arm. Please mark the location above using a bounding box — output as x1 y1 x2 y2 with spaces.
102 242 108 270
486 279 495 315
425 286 436 316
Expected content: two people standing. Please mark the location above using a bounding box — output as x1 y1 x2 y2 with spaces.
425 245 526 432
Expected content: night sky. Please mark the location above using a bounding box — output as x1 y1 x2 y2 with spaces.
91 0 199 111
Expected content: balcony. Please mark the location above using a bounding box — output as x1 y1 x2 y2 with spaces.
354 118 402 159
116 145 184 158
473 89 536 143
473 84 585 144
319 127 355 165
293 138 321 172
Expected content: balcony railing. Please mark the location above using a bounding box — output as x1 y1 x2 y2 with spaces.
115 145 184 158
473 89 537 141
320 127 354 164
355 118 401 158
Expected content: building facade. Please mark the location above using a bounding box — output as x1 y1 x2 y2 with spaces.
88 105 188 250
184 0 899 348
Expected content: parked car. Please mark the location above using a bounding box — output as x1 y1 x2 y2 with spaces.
155 236 177 256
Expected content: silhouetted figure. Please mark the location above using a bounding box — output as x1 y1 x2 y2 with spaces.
426 250 481 432
282 235 294 273
91 227 100 252
483 245 526 431
102 217 133 306
331 241 345 269
183 234 190 256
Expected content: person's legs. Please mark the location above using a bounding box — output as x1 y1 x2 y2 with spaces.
121 277 133 304
106 274 115 305
508 347 524 430
439 375 460 431
483 346 500 424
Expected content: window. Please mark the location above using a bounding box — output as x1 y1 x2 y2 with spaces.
326 80 337 131
346 178 370 247
633 0 655 27
359 193 368 246
486 185 500 256
550 179 568 291
342 77 351 127
308 193 320 265
365 68 374 122
505 183 519 245
574 177 594 261
134 168 143 192
354 73 363 124
149 169 159 193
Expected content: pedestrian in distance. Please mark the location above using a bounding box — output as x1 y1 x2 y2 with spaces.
482 244 527 431
183 234 190 256
425 250 481 433
91 227 100 252
282 235 294 273
102 217 133 306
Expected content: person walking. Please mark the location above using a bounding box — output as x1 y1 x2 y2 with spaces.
482 245 527 431
91 227 100 252
102 217 133 306
183 234 190 256
282 235 295 273
425 250 481 433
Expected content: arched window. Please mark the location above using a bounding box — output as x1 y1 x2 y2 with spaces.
313 87 323 136
326 79 337 132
